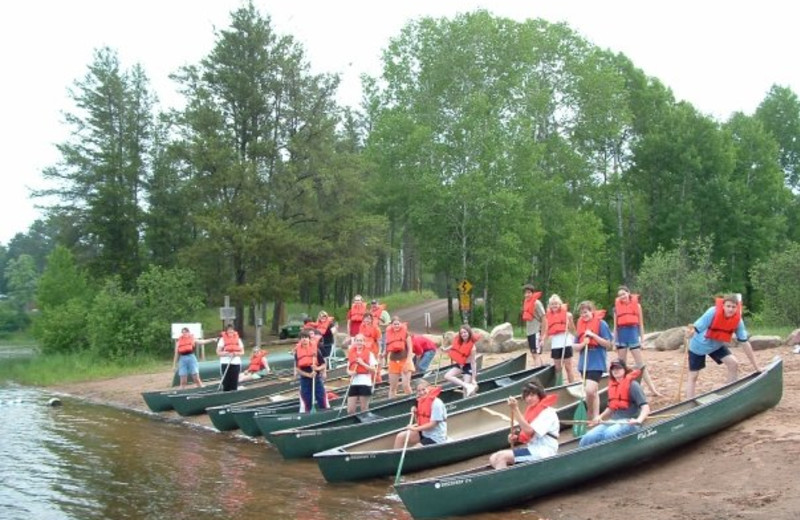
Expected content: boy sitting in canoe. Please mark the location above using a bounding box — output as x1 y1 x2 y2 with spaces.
489 380 559 469
393 380 448 449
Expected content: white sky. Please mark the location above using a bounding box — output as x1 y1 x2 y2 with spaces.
1 0 797 245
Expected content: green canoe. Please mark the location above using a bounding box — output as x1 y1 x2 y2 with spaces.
213 354 492 435
168 363 350 416
250 354 520 438
394 358 783 519
169 352 296 386
265 363 556 459
315 378 609 482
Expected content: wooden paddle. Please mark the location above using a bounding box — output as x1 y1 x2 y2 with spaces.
310 369 318 414
508 402 515 449
481 406 512 421
572 339 589 436
563 413 678 425
337 374 354 417
676 329 691 403
555 336 568 386
394 409 417 485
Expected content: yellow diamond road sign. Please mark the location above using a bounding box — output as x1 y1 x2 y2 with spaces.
459 279 473 294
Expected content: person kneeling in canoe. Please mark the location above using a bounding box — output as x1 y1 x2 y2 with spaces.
489 381 559 469
579 359 649 447
393 380 448 449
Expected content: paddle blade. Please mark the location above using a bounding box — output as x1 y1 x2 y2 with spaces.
572 401 587 436
555 372 564 387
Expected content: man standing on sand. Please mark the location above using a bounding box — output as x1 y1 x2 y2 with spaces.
521 284 547 367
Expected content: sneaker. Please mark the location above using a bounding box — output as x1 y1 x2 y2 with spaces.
465 383 478 397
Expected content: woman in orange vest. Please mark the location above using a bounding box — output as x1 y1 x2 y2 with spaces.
216 323 245 391
443 325 480 397
346 294 367 337
392 379 448 449
240 345 270 381
541 294 578 384
384 316 413 398
294 329 329 412
684 294 761 398
521 284 547 367
613 286 663 397
172 327 216 389
579 359 650 447
313 310 337 359
489 380 560 468
346 334 378 414
357 313 383 384
573 301 613 421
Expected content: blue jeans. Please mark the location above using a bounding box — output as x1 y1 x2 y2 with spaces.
579 422 640 447
416 350 436 372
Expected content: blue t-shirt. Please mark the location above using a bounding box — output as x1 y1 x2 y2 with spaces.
577 319 612 372
689 306 748 355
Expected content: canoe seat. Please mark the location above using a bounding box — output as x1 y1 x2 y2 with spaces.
356 412 383 423
695 393 721 405
493 377 515 388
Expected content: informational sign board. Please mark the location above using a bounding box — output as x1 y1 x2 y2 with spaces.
170 322 204 340
219 306 236 320
459 293 472 311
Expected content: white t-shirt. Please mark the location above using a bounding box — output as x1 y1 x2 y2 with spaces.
421 399 448 444
525 406 560 458
351 352 377 386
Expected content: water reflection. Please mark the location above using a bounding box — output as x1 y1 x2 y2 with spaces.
0 384 552 520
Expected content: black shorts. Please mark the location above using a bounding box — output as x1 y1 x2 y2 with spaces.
459 363 473 376
319 343 333 358
527 333 541 355
689 346 732 371
348 384 373 397
550 346 573 360
419 435 438 446
583 370 604 383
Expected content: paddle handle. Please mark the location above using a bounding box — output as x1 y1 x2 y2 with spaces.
676 331 691 403
394 410 416 485
508 403 515 449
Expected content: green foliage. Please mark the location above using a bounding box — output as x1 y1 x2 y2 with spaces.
635 238 723 330
4 254 38 311
750 242 800 325
36 245 91 310
0 301 26 336
87 277 143 359
33 299 90 354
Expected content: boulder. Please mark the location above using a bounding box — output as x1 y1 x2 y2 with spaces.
499 338 528 353
641 331 660 351
442 330 456 347
420 333 444 347
786 328 800 346
747 335 782 351
654 327 687 351
473 328 491 352
490 322 514 346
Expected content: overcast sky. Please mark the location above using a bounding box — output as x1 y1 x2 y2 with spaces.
1 0 797 245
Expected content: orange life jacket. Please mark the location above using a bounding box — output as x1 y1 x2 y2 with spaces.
546 305 569 336
347 346 372 375
385 324 409 353
576 310 607 347
416 386 443 426
370 304 386 322
448 333 480 365
295 339 319 370
177 333 195 355
608 370 643 410
348 301 367 322
220 331 242 354
517 393 559 444
522 291 543 322
705 298 742 343
615 294 640 327
247 350 268 372
359 322 382 356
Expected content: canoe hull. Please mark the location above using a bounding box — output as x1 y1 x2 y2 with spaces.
395 359 783 519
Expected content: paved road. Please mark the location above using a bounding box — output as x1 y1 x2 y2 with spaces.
393 298 450 334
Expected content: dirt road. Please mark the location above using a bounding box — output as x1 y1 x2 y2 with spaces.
393 298 450 334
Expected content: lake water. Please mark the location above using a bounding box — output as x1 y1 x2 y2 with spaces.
0 384 550 520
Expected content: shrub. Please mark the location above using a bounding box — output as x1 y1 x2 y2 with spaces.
751 242 800 326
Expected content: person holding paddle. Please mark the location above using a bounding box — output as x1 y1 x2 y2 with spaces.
541 294 578 384
521 284 547 368
392 380 448 449
216 323 245 391
574 301 613 421
579 359 650 447
294 329 329 413
684 294 761 399
489 380 560 469
346 334 378 414
613 286 663 397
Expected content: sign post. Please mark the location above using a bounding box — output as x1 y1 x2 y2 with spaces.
458 279 472 323
219 295 236 329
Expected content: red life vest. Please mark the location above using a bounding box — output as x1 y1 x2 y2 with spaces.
347 346 372 374
615 294 640 327
385 324 409 353
416 386 443 426
348 301 367 322
521 291 542 322
517 393 559 444
448 333 480 365
295 339 319 370
359 322 382 356
370 304 386 322
546 305 569 336
705 298 742 343
177 333 195 355
608 370 642 410
247 350 268 372
312 316 333 335
220 331 242 354
576 310 607 347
